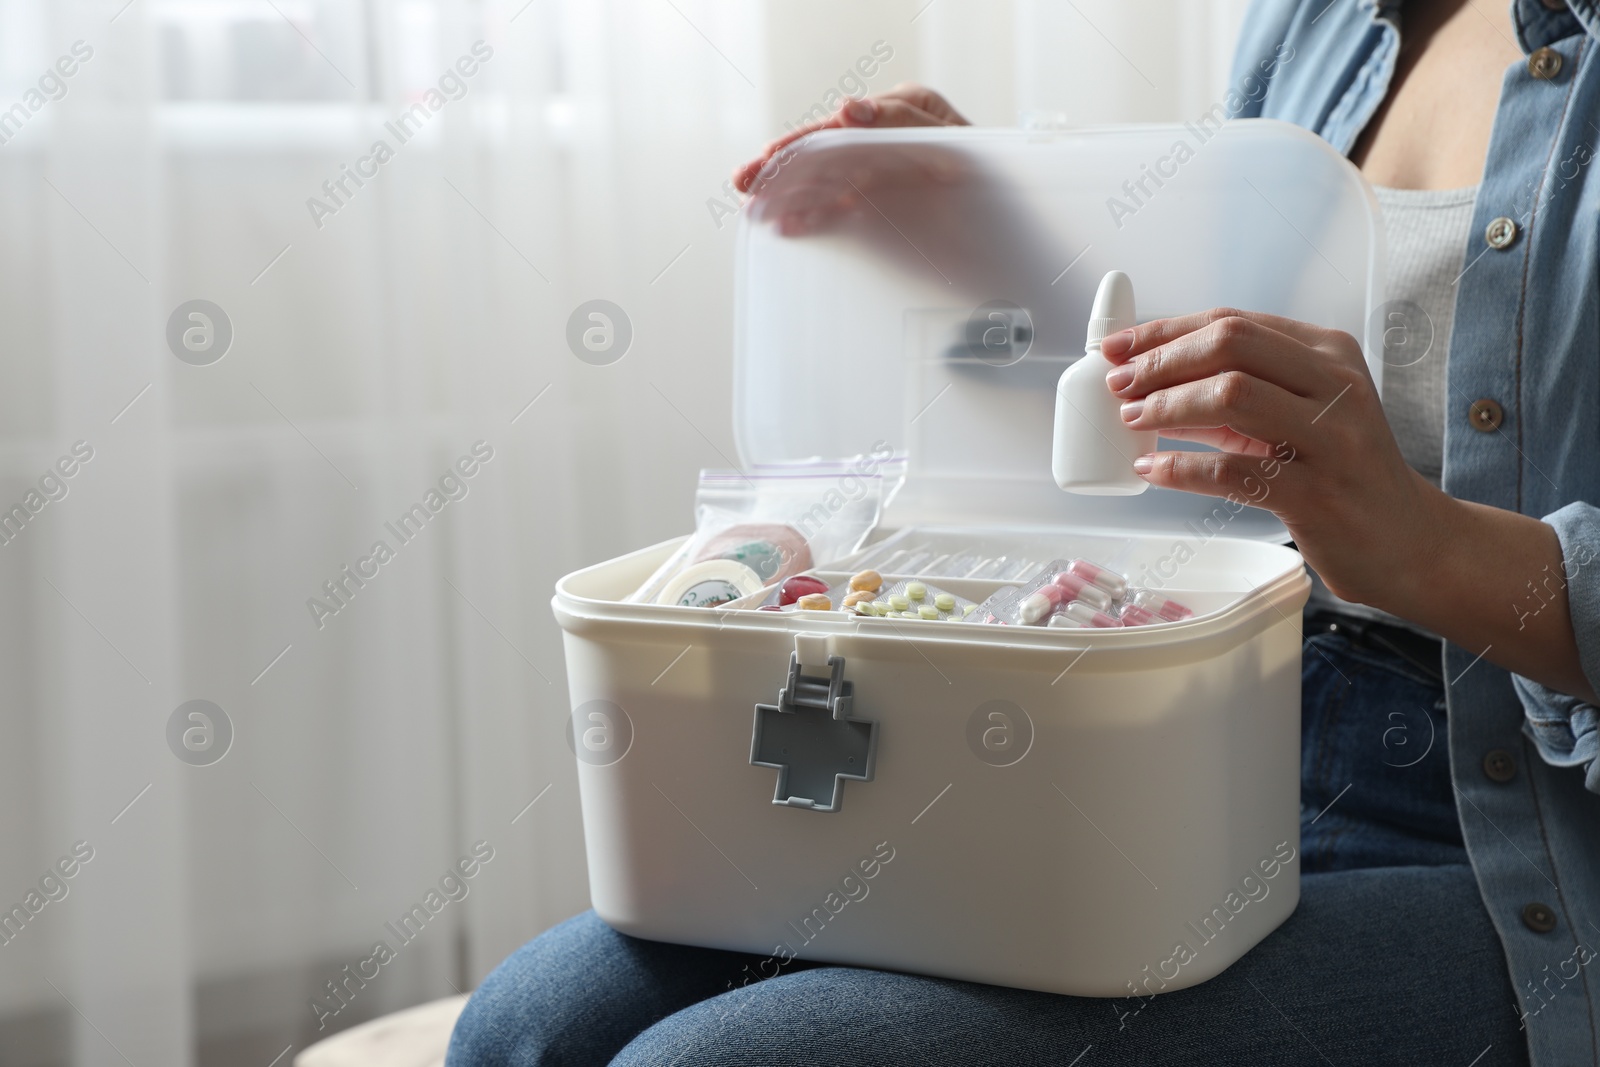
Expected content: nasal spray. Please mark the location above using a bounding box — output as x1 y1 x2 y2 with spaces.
1052 271 1158 495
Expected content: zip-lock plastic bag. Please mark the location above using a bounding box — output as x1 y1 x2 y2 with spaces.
629 450 907 607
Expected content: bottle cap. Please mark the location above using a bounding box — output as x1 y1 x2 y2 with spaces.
1085 270 1136 346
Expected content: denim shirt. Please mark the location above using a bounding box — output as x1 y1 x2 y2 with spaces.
1232 1 1600 1060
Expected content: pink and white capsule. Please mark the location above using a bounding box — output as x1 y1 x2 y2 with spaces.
1066 559 1128 599
1063 599 1123 628
1050 571 1113 612
1118 603 1162 627
1018 584 1071 625
1128 588 1194 621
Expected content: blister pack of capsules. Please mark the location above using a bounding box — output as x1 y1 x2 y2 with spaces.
969 558 1193 629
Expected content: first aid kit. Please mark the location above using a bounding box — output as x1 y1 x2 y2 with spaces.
553 120 1383 996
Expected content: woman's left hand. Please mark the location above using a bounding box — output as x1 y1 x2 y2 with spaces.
1102 308 1445 613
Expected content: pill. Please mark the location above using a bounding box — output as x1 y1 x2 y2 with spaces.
1048 613 1088 628
918 604 940 620
934 592 956 612
779 574 830 606
1050 572 1113 612
1129 588 1194 621
850 570 883 593
796 593 832 610
1067 559 1128 599
843 590 876 608
1064 599 1123 628
1018 585 1069 625
889 594 911 611
1118 603 1161 626
962 604 977 616
946 614 967 622
873 600 891 614
906 582 927 601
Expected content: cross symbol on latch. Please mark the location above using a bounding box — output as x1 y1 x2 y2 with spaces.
751 652 878 813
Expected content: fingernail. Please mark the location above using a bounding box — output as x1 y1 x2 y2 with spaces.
1105 364 1134 393
1132 455 1153 475
1120 399 1144 423
845 97 876 122
1101 329 1135 358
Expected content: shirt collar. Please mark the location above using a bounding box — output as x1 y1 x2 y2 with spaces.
1511 0 1590 52
1355 0 1593 52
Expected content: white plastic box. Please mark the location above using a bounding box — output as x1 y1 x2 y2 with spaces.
553 121 1383 997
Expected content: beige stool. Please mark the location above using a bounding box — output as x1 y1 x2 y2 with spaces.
294 994 469 1067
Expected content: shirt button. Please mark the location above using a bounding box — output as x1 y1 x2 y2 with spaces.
1529 47 1563 80
1469 398 1504 432
1522 902 1558 933
1485 216 1518 249
1483 749 1517 782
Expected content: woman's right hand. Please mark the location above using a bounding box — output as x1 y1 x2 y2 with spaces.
732 84 969 195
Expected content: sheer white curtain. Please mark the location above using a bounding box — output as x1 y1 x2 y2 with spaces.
0 1 1248 1062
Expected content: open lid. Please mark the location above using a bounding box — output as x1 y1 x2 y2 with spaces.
732 120 1385 541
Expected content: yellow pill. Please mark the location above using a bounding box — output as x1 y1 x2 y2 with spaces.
918 604 939 619
797 593 831 611
934 593 956 612
906 582 927 601
850 570 883 593
889 595 910 611
842 590 875 607
872 600 891 614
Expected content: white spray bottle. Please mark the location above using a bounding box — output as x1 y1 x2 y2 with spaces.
1052 270 1157 495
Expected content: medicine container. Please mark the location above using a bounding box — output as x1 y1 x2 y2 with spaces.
553 121 1383 995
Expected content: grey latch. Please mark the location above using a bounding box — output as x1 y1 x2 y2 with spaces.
750 652 878 813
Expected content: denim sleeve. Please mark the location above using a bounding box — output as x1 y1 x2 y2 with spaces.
1225 0 1302 118
1512 502 1600 793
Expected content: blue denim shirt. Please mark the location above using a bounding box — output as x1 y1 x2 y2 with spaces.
1232 2 1600 1060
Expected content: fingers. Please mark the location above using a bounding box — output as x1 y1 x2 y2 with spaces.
1103 306 1334 363
1121 371 1311 445
1106 315 1329 400
734 122 832 192
1156 426 1278 457
733 85 967 193
1132 449 1284 502
860 96 954 128
880 83 970 124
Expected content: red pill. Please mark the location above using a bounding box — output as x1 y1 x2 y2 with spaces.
778 574 830 606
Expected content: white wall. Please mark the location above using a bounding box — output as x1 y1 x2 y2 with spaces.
0 1 1249 1062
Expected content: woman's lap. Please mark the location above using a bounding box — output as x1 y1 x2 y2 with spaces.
448 864 1525 1066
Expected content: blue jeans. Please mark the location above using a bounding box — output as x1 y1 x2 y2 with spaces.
449 628 1527 1066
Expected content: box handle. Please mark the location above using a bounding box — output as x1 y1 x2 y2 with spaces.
750 645 878 813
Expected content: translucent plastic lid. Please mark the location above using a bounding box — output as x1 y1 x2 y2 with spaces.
733 120 1384 541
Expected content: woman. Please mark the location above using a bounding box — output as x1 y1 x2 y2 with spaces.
450 1 1600 1062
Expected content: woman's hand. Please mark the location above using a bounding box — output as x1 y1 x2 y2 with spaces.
1105 307 1596 703
732 84 968 195
1104 307 1440 610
